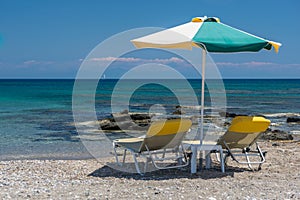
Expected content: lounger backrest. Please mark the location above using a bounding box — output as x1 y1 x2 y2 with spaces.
217 116 270 149
139 118 192 152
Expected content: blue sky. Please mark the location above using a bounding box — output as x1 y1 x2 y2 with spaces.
0 0 299 78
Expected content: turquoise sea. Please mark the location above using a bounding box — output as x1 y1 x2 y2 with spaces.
0 79 299 160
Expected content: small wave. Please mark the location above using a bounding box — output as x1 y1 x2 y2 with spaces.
290 130 300 135
73 121 100 127
263 113 300 118
270 122 282 127
181 105 201 110
181 105 221 110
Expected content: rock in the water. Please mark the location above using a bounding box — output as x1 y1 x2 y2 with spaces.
130 113 152 120
99 112 154 131
260 129 293 140
219 112 253 118
111 113 131 122
287 117 300 123
172 109 184 115
120 109 129 114
175 105 181 109
219 112 241 118
99 120 121 130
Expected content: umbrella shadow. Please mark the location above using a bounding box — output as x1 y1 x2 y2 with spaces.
88 162 248 180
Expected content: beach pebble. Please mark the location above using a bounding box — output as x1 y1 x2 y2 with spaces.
0 141 299 199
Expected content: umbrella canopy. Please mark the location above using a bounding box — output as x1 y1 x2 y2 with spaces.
132 16 281 53
131 16 281 144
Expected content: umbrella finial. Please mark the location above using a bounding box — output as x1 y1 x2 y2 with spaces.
192 16 220 23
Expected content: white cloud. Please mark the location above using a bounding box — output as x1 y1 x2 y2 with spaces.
23 60 38 65
23 60 54 65
88 56 186 64
216 61 300 67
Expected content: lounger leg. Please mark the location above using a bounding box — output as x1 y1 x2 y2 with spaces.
144 157 151 174
223 141 239 164
178 156 183 165
257 144 266 170
162 149 166 159
219 147 225 173
181 144 188 164
132 153 142 175
199 151 205 171
244 149 253 170
258 160 263 170
178 145 187 165
205 151 211 169
215 151 220 162
113 142 121 165
122 149 127 164
191 145 197 174
224 152 229 167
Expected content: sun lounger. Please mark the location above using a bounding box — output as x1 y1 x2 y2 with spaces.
184 116 270 171
113 118 192 174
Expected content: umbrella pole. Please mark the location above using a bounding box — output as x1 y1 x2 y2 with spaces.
200 49 206 145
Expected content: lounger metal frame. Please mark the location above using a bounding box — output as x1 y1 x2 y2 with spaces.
113 142 189 174
221 141 266 170
112 119 192 175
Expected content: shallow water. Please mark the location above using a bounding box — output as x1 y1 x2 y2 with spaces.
0 79 299 160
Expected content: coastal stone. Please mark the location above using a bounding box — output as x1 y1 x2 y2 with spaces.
172 110 183 115
130 113 153 120
112 113 131 122
219 112 237 118
99 120 121 130
219 112 266 119
99 112 154 131
224 122 231 126
287 117 300 123
120 109 129 114
260 129 293 140
219 112 246 118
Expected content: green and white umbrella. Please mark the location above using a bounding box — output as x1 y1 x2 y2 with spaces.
131 16 281 144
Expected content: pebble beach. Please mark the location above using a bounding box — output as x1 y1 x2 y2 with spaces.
1 141 299 199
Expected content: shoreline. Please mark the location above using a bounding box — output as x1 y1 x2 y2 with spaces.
1 140 299 199
2 128 299 162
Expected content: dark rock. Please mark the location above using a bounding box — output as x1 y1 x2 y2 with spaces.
130 113 152 120
111 113 131 122
172 109 184 115
173 105 185 115
224 122 231 126
219 112 236 118
120 109 129 114
99 112 154 131
219 111 229 117
287 117 300 123
99 120 121 130
100 120 143 131
219 112 249 118
260 129 293 140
